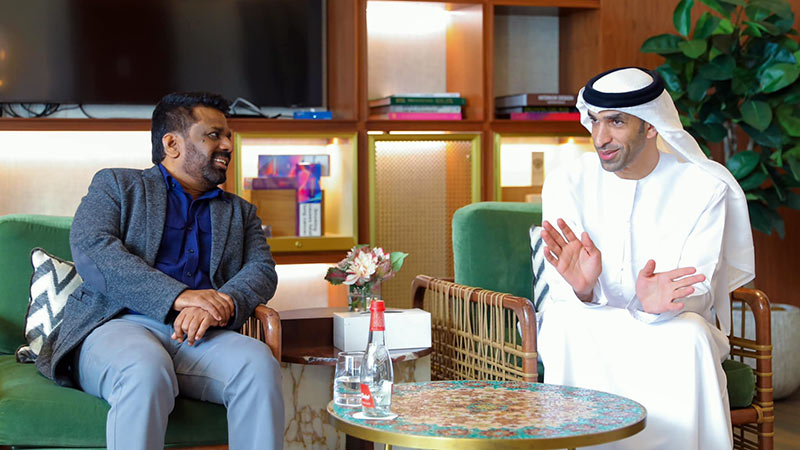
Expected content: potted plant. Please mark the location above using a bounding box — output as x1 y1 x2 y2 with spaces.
642 0 800 237
325 245 409 311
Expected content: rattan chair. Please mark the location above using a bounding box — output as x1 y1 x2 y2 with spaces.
412 201 774 450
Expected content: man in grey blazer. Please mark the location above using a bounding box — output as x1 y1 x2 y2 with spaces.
36 92 283 450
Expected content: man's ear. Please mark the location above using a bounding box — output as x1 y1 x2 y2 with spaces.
645 122 658 140
162 132 182 159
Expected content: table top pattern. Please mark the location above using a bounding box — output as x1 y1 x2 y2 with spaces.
328 380 646 448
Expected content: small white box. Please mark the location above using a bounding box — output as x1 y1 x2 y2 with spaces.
333 308 432 352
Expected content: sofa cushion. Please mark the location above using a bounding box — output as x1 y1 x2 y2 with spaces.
0 355 228 447
723 358 756 409
16 248 83 363
0 215 73 355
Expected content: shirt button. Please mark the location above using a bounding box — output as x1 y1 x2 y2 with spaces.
187 226 193 231
186 272 193 277
188 249 195 254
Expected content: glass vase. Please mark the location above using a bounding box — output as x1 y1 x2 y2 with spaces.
348 284 381 312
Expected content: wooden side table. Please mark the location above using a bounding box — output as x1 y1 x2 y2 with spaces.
280 307 431 450
328 380 646 449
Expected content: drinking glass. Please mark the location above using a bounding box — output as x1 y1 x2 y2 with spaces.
334 351 363 407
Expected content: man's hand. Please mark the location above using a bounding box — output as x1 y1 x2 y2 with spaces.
173 289 234 324
635 260 706 314
541 219 602 302
172 307 223 346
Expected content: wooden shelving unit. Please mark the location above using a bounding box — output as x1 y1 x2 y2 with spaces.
0 0 679 267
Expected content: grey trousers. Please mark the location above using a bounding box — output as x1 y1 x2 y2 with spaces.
74 313 284 450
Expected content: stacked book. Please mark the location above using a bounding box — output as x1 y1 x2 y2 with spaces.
495 93 579 121
369 93 465 120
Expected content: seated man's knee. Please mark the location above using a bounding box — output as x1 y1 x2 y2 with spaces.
113 351 179 398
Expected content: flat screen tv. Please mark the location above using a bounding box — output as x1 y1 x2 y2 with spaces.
0 0 325 107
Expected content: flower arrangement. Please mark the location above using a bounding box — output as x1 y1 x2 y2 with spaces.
325 245 408 310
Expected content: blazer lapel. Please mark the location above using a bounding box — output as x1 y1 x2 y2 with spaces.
143 166 167 265
209 196 232 279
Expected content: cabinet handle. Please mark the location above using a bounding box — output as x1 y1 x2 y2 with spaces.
294 240 303 248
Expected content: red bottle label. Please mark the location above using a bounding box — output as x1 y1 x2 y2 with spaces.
360 383 375 408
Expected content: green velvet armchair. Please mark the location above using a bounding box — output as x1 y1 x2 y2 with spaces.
0 214 281 449
411 201 774 450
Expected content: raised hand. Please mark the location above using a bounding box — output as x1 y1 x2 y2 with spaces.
173 289 234 324
541 219 602 301
171 307 222 345
635 260 706 314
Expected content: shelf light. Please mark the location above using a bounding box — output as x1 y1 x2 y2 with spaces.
367 130 385 135
388 130 448 135
367 1 449 36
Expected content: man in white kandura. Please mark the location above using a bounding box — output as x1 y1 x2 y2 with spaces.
538 67 755 449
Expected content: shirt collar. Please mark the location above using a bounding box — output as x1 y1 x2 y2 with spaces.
158 164 223 201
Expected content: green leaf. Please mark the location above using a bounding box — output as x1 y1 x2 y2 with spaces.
741 123 785 148
746 192 767 201
744 20 765 37
746 5 770 22
748 201 785 237
740 100 773 131
698 54 735 80
786 143 800 158
713 18 736 35
732 67 759 95
701 0 736 15
641 34 685 54
720 0 746 5
708 46 723 61
693 122 728 142
688 76 712 101
785 191 800 209
759 63 800 93
776 104 800 136
674 0 695 37
657 65 684 94
786 155 800 180
679 39 708 58
756 20 782 36
739 170 768 190
390 251 408 273
727 150 761 179
694 12 722 40
770 148 784 166
796 49 800 65
750 0 793 19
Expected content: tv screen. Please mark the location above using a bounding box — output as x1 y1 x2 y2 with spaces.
0 0 325 107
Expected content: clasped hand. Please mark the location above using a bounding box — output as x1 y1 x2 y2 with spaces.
172 289 235 345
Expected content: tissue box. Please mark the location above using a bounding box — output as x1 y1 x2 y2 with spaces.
334 308 431 351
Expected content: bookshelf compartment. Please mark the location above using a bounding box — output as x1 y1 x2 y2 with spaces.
493 133 593 202
368 133 481 308
234 132 358 253
366 1 484 121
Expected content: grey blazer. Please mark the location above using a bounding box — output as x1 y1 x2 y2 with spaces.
37 165 278 386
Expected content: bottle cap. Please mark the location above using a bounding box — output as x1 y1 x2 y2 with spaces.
370 299 385 312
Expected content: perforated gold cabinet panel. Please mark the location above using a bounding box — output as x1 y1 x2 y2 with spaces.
373 139 475 309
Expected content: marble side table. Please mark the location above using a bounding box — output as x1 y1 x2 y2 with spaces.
279 307 431 450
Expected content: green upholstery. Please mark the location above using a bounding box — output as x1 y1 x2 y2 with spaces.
0 214 228 448
453 202 542 301
450 202 755 407
723 359 757 408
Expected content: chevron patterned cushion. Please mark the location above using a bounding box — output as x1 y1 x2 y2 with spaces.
15 248 83 363
529 225 551 313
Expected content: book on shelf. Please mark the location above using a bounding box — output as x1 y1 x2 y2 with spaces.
508 111 581 121
370 104 461 114
369 112 463 121
495 93 577 108
496 106 578 114
369 95 466 107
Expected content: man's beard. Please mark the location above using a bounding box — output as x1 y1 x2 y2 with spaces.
185 140 228 190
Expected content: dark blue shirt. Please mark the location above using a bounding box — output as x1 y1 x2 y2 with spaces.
155 164 222 290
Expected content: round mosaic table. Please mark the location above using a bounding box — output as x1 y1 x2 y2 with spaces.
327 380 646 449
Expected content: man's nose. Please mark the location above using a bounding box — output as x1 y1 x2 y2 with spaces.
220 135 233 151
593 123 611 148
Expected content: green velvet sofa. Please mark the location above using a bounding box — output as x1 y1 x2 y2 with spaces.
414 202 774 450
0 214 281 449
